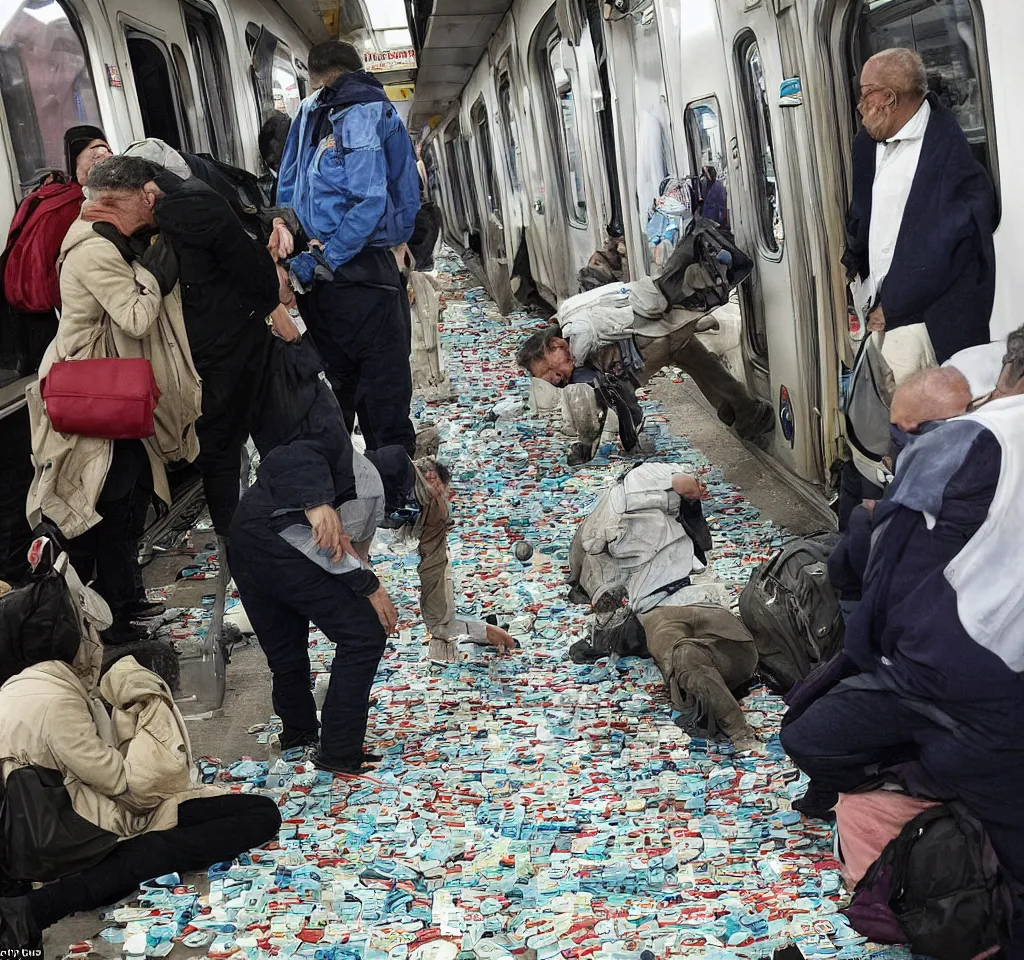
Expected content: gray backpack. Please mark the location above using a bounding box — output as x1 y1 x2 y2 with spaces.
738 534 844 693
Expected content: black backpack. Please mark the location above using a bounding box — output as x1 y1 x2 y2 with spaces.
845 802 1013 959
738 534 844 693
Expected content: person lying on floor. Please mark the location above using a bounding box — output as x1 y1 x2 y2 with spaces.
780 341 1024 952
0 555 279 950
515 249 774 464
232 379 515 774
567 465 713 616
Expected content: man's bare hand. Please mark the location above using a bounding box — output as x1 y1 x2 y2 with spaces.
369 586 398 633
304 504 358 563
485 624 517 657
862 499 877 519
867 305 886 333
277 265 296 308
671 474 702 500
269 303 301 342
268 218 294 260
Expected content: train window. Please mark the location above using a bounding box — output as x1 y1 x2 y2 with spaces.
171 45 200 152
0 0 103 188
443 130 467 230
459 137 480 231
738 36 784 254
126 32 187 151
185 4 237 163
854 0 996 185
497 73 522 191
685 97 727 179
546 37 588 226
472 100 502 222
246 23 302 123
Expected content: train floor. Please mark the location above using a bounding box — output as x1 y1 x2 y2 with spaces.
49 249 870 958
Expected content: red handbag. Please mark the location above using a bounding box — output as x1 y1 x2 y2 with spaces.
41 358 161 440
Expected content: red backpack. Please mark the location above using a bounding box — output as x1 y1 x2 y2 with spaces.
2 178 84 314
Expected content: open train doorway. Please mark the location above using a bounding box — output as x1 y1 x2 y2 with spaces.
125 30 185 149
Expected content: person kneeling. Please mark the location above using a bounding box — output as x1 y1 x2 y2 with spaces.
0 558 279 950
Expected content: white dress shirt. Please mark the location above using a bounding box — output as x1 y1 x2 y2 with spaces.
869 98 932 294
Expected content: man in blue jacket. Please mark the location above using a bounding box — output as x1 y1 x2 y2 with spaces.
278 40 420 455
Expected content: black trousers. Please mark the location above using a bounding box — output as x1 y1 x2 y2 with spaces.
229 519 386 760
299 248 415 456
781 680 1024 892
0 406 34 584
194 330 268 537
64 440 151 618
25 795 280 930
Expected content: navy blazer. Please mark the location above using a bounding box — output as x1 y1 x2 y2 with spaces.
842 94 997 363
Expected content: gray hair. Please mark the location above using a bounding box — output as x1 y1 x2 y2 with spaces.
1001 326 1024 389
86 155 159 193
869 48 928 102
516 324 563 371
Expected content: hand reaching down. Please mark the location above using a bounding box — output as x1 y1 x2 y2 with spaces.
369 587 398 634
485 624 517 657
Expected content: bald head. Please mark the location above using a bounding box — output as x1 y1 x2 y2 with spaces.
890 367 971 432
859 48 928 141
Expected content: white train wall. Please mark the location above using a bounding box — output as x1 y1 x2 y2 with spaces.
423 0 1018 487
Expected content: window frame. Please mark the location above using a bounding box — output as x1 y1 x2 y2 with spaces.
124 25 190 152
443 126 468 232
848 0 999 202
541 28 589 228
471 97 502 223
496 66 522 192
0 0 104 190
245 22 301 124
458 135 480 232
183 1 239 164
736 32 785 259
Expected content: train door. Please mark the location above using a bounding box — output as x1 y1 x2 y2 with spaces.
714 0 822 480
110 1 199 151
605 1 678 276
543 32 598 286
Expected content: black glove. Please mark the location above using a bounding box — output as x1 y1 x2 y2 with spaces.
139 233 179 296
90 221 142 265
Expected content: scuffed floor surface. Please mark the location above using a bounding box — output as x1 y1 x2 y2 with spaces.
59 249 904 960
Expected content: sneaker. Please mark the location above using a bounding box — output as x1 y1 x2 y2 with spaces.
102 621 149 646
0 896 41 950
123 600 167 621
312 749 382 776
737 401 777 441
279 728 319 752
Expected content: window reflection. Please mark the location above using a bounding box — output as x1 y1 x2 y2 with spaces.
742 41 784 252
858 0 994 177
0 0 102 187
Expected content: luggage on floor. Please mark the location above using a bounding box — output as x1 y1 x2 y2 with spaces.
738 533 844 693
845 802 1013 960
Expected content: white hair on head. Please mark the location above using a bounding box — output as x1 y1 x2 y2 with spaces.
868 47 928 101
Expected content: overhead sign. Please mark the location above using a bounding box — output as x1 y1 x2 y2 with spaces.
364 49 417 73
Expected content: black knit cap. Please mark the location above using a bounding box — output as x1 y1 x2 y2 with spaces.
308 39 365 78
64 124 108 176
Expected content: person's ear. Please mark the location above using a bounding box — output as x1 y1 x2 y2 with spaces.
141 182 160 207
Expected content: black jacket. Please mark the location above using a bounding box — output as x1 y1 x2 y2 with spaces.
842 94 997 363
153 175 279 365
231 385 375 596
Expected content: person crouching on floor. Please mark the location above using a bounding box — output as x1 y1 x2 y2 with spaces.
0 554 279 950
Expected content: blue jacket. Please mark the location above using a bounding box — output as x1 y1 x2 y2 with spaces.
278 71 420 281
